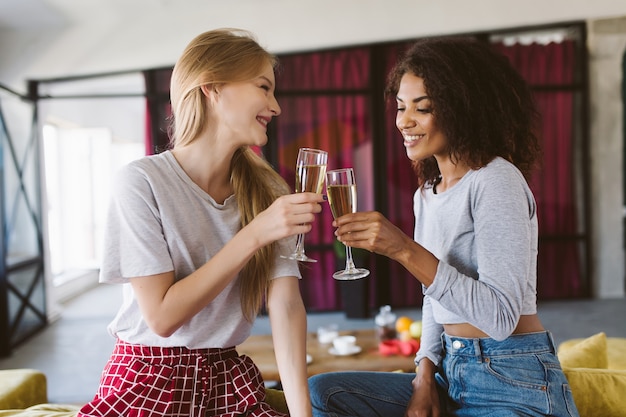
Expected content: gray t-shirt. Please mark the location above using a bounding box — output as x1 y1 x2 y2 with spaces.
414 157 538 367
100 150 300 349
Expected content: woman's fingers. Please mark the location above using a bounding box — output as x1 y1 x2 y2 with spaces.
252 192 324 242
333 211 401 256
335 212 383 236
276 192 324 215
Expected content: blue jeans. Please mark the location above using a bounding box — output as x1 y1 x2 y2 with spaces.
309 331 579 417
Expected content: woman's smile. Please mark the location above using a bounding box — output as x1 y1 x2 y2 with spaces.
403 133 425 147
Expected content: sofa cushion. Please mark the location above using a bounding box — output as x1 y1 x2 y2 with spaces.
0 404 79 417
557 332 607 369
561 367 626 417
0 370 47 410
265 388 288 414
0 390 288 416
606 338 626 370
557 332 626 417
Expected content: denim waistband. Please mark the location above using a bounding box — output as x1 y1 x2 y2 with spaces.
442 331 556 357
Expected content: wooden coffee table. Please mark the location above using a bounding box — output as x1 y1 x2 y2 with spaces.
238 328 416 381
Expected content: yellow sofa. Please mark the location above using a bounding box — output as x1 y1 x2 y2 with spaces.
0 369 288 416
556 332 626 417
2 334 624 416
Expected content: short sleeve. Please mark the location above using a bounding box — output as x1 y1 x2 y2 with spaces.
99 164 174 283
271 236 302 279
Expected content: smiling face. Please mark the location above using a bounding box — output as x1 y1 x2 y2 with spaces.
210 61 281 148
395 72 448 163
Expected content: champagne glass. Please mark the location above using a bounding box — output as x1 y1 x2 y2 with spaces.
326 168 370 280
283 148 328 262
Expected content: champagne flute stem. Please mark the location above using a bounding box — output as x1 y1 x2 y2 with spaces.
344 245 357 272
295 233 306 257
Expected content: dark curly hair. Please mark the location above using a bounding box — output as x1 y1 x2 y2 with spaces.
385 37 542 187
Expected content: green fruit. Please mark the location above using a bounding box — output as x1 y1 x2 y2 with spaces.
409 320 422 338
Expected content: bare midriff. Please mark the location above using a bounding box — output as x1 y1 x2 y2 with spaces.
443 314 545 338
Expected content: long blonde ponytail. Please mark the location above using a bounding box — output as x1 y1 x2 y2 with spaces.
231 147 290 321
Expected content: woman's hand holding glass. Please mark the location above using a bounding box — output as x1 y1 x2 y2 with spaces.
334 210 438 286
333 211 408 258
281 148 328 262
250 192 324 248
326 168 370 280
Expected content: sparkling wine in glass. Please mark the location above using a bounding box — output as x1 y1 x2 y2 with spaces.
283 148 328 262
326 168 370 280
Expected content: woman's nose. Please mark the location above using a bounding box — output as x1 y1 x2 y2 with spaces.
396 112 415 129
270 95 281 116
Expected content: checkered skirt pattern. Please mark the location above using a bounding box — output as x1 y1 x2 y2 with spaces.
78 339 287 417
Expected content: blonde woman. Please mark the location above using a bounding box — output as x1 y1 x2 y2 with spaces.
78 29 320 417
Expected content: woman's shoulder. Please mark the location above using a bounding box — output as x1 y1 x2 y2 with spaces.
111 152 177 200
483 156 520 173
116 151 173 182
465 157 535 208
471 157 536 214
473 157 527 185
123 151 171 172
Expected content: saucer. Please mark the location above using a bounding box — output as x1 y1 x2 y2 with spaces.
306 354 313 364
328 345 362 356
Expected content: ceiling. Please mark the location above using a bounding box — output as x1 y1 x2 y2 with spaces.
0 0 178 30
0 0 59 30
1 0 625 90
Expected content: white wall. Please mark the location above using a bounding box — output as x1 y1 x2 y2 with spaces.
1 0 626 90
588 16 626 298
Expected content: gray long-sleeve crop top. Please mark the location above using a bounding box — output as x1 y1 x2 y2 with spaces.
413 157 538 367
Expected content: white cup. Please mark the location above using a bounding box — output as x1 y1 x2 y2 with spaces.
332 335 357 354
317 324 339 344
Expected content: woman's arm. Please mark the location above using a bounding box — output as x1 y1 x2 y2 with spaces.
333 211 439 287
406 358 441 417
130 192 323 337
334 164 536 341
267 276 312 417
413 296 444 367
421 167 536 340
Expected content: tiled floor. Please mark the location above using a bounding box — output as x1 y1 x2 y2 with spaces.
1 283 625 405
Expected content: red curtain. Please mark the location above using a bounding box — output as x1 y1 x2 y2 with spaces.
492 40 584 298
144 100 153 155
143 35 588 313
274 48 375 311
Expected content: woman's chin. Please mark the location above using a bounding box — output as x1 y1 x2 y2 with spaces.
248 135 268 148
405 147 423 162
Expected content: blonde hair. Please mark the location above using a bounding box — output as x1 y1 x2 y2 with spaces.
169 28 277 146
169 28 289 321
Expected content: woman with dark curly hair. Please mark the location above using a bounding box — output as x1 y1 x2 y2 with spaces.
308 37 579 417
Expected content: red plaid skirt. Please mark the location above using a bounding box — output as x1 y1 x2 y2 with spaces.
78 339 287 417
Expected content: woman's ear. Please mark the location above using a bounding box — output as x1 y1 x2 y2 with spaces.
200 84 216 98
